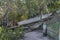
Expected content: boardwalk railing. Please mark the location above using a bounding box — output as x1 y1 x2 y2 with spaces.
18 13 52 26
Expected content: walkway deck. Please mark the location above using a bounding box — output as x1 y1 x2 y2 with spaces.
22 30 53 40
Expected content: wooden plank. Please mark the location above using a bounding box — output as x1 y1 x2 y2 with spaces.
18 13 52 26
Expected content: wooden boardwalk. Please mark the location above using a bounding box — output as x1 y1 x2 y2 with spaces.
19 30 53 40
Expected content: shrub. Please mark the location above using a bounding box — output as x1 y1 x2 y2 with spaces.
0 26 25 40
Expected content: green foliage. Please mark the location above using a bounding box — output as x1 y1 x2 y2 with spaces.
0 26 25 40
1 0 60 21
47 0 60 12
0 0 60 21
0 27 2 33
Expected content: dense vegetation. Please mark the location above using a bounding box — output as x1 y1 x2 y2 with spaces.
0 0 60 20
0 0 60 40
0 26 24 40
